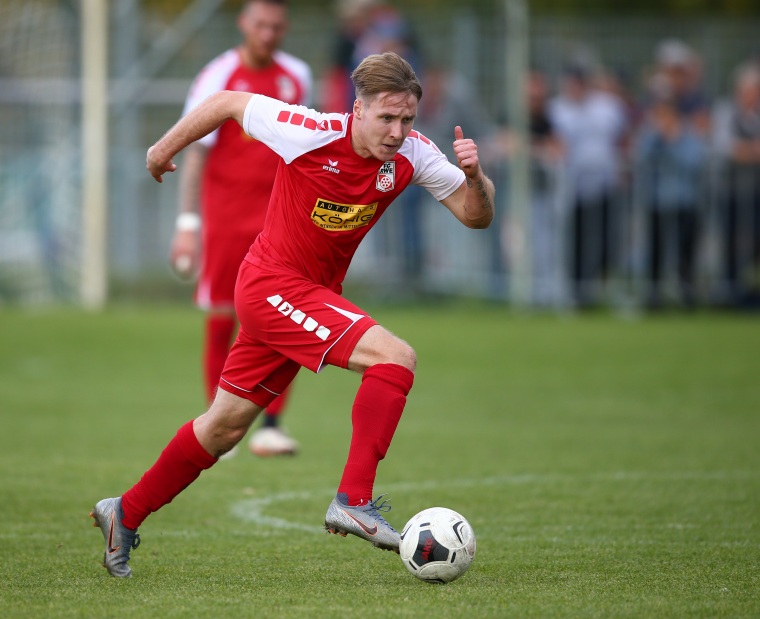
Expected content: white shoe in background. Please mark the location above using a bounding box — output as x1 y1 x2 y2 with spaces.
248 427 299 457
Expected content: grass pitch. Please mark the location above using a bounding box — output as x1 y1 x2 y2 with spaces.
0 303 758 618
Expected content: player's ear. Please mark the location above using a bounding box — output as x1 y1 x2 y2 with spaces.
353 99 362 119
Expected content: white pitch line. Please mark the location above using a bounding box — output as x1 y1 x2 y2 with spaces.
228 470 758 534
230 490 327 533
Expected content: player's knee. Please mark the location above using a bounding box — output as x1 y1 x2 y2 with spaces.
224 424 249 446
350 325 417 373
375 339 416 372
205 419 252 456
198 391 261 455
394 342 417 372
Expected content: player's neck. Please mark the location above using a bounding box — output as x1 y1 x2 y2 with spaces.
239 46 274 70
349 125 372 159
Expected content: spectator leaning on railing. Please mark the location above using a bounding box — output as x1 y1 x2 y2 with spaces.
712 61 760 306
548 63 629 307
635 90 708 308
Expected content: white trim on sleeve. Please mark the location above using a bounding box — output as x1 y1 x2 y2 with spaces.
182 49 240 148
243 95 349 164
403 132 465 202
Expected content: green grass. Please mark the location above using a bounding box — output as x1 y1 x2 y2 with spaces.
0 303 758 618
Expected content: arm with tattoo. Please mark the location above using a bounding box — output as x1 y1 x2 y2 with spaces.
454 125 495 229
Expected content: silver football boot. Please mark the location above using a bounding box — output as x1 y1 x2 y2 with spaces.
324 493 400 553
90 497 141 578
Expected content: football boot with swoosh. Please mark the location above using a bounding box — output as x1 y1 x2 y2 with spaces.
90 497 141 578
324 492 400 552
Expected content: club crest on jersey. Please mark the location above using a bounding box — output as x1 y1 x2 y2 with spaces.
376 161 395 192
231 78 251 92
311 198 377 232
277 75 297 103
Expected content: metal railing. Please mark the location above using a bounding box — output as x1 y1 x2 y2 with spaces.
2 2 760 309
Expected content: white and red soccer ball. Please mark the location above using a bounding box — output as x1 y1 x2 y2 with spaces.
399 507 476 584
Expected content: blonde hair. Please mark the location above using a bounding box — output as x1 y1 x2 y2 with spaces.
351 52 422 102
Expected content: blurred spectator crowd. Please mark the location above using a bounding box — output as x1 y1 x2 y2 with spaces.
322 1 760 310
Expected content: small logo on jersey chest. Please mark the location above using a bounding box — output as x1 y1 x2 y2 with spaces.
277 75 297 103
323 159 340 174
231 79 251 92
376 161 395 192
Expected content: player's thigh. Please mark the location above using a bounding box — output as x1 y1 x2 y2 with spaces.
220 327 302 408
346 324 416 374
234 261 378 373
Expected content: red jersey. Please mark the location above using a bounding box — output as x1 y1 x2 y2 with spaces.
241 95 465 293
183 48 312 238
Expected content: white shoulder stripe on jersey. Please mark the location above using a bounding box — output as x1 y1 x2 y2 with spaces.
400 131 465 202
183 48 241 148
243 94 349 164
273 50 313 106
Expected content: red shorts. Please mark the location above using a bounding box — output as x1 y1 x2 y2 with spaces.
195 232 255 311
219 260 376 407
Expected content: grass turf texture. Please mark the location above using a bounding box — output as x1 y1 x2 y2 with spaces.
0 304 758 618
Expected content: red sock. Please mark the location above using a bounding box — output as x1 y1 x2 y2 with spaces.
338 363 414 506
204 314 236 403
121 420 217 530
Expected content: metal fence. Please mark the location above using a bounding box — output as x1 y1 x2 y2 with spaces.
1 1 759 309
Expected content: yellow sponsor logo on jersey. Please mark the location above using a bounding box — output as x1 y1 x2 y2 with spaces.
311 199 378 232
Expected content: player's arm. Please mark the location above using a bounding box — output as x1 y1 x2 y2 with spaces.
169 143 207 277
147 90 252 183
440 126 495 229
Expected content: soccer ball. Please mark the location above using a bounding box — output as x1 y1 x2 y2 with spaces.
399 507 476 584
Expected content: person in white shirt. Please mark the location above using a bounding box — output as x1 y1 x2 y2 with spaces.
548 64 628 306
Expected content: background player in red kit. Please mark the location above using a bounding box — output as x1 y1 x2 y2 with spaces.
172 0 310 456
91 52 495 577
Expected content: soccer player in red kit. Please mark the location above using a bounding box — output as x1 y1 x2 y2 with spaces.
91 52 494 577
172 0 310 456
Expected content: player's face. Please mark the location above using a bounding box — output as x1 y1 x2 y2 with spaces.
238 1 288 65
351 92 418 161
